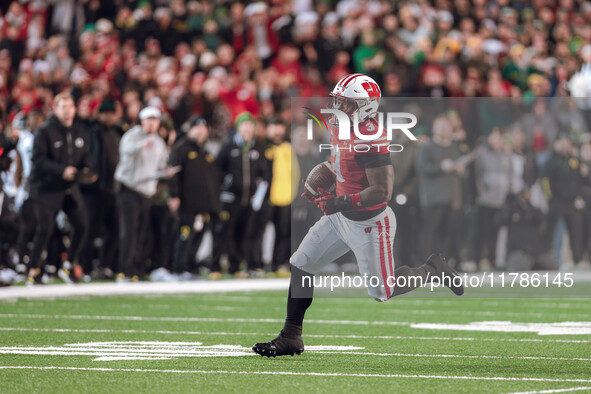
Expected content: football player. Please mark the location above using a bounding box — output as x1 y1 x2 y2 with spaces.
252 74 464 358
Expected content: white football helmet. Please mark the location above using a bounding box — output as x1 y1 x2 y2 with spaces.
329 73 381 122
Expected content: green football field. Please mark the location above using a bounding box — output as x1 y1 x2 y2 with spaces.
0 286 590 393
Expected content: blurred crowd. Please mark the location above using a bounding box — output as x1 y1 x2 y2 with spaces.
2 0 591 126
0 0 591 284
384 99 591 272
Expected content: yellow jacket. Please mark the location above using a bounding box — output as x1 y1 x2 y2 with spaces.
267 141 299 206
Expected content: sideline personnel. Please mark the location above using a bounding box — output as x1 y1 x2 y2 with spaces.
114 106 168 281
28 93 94 284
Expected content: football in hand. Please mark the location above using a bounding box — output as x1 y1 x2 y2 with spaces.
303 161 336 199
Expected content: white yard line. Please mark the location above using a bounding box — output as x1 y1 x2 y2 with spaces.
312 351 591 362
0 342 362 361
2 314 591 334
326 309 591 319
480 301 591 310
0 279 290 300
2 348 586 362
383 299 591 310
0 327 589 343
0 313 411 326
401 310 591 319
1 366 591 383
0 340 588 363
506 387 591 394
412 322 591 336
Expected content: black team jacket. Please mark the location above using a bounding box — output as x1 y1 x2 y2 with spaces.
29 115 91 209
215 135 270 207
168 136 221 216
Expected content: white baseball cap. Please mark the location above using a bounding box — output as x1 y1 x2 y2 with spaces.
139 106 162 120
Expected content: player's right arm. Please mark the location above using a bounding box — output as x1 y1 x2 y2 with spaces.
361 163 394 207
315 154 393 214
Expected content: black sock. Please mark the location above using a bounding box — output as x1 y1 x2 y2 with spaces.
392 263 438 296
283 266 313 337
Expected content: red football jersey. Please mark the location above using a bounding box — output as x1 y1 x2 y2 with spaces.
329 117 389 212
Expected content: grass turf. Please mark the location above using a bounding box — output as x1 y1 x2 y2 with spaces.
0 289 590 393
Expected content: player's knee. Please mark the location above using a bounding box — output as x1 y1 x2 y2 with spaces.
289 251 309 270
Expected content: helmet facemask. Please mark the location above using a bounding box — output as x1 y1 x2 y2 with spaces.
329 93 377 123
